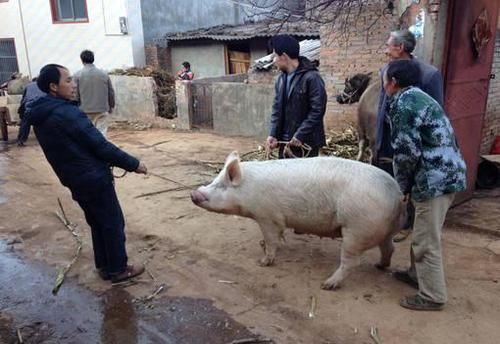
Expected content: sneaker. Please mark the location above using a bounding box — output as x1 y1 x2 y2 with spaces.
393 229 411 243
400 294 444 311
110 264 145 283
393 270 419 289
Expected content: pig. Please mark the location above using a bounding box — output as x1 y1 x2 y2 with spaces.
191 152 406 289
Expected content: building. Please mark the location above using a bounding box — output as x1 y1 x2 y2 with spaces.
0 0 146 82
154 20 319 79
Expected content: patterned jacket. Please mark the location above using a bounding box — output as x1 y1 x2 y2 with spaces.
388 87 466 202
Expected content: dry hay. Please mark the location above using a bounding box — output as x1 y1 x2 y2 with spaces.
321 126 360 160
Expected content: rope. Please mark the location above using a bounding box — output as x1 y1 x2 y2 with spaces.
112 166 128 178
265 140 312 160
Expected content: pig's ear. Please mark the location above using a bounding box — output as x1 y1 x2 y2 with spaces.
225 151 240 165
224 155 242 186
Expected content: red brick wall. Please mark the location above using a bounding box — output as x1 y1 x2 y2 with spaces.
319 2 399 131
145 44 159 67
145 44 172 72
481 27 500 154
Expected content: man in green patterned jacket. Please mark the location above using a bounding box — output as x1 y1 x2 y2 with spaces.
383 59 466 311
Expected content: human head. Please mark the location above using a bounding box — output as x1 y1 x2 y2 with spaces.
269 34 300 71
385 30 416 61
80 50 95 64
383 59 420 96
37 64 76 100
182 61 191 70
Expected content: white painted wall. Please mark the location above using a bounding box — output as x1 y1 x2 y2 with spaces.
171 43 226 78
0 1 30 76
0 0 145 78
126 0 146 67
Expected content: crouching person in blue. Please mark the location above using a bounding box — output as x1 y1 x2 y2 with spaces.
383 59 466 311
28 64 148 283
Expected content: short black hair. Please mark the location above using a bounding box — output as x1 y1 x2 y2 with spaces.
385 59 421 88
37 64 65 93
269 34 300 59
182 61 191 69
80 50 95 64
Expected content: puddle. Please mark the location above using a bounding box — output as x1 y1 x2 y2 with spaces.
0 241 262 343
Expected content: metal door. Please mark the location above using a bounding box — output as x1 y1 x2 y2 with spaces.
191 83 213 129
443 0 499 203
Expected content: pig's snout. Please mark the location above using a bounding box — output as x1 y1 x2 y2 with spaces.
191 189 208 205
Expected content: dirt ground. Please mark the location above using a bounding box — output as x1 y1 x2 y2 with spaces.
1 128 500 344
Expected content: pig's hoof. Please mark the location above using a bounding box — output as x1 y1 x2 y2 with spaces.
321 280 341 291
258 256 274 267
375 263 389 271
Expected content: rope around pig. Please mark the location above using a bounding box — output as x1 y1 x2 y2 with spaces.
112 140 311 179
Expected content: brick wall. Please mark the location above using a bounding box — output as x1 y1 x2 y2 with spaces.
319 2 399 131
145 44 172 72
145 44 159 67
481 27 500 154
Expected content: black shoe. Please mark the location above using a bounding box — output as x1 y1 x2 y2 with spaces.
393 270 419 289
97 269 111 281
110 264 145 283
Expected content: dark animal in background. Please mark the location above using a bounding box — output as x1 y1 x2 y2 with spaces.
336 73 381 162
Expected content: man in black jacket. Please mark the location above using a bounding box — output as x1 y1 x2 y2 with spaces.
28 64 147 283
265 35 327 158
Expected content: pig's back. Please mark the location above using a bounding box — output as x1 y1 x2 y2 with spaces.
243 157 398 193
241 156 401 213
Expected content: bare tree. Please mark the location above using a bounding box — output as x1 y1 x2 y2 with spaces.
233 0 399 42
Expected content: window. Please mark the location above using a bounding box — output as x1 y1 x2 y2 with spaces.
50 0 88 23
0 39 19 84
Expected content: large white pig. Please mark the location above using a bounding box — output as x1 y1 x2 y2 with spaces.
191 152 406 289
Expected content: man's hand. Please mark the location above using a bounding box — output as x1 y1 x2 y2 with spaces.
266 136 278 150
289 137 302 147
135 162 148 174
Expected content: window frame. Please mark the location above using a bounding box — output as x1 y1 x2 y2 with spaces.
0 38 20 85
50 0 89 24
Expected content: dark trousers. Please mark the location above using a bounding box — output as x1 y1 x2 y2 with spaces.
73 182 128 275
17 113 31 143
374 156 415 229
278 144 320 159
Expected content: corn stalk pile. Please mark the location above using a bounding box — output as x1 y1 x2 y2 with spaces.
321 126 360 159
110 67 176 119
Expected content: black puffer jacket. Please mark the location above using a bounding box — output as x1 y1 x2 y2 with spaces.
269 57 327 148
27 95 139 194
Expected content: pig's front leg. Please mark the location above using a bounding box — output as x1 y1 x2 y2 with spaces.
321 243 361 290
257 221 284 267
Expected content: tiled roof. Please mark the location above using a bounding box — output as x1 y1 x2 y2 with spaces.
157 20 319 43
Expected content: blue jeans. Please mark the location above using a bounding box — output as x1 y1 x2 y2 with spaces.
73 182 128 275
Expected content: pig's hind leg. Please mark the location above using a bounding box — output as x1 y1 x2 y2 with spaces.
375 235 394 270
257 221 285 267
321 238 361 290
